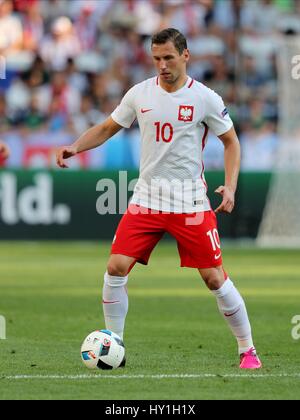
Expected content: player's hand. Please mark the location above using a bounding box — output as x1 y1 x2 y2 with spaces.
0 142 10 160
214 185 235 214
56 146 78 169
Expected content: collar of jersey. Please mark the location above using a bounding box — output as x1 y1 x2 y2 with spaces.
157 76 192 95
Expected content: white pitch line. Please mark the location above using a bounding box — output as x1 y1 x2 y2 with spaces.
2 373 300 380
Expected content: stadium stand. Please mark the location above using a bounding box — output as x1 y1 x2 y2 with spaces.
0 0 299 170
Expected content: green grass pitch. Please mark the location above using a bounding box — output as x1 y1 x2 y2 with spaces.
0 241 300 400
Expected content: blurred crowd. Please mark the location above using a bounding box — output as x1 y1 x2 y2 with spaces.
0 0 299 170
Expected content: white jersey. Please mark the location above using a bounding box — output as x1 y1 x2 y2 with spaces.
111 76 233 213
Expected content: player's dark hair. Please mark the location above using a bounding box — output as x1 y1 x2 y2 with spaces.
151 28 188 55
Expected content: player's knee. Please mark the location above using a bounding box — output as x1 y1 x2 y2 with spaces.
202 273 224 291
106 262 128 277
199 266 226 291
107 255 136 277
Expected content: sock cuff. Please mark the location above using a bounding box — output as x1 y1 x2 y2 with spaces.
212 278 234 298
104 272 128 287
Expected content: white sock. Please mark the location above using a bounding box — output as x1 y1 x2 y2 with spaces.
212 279 254 355
102 272 128 340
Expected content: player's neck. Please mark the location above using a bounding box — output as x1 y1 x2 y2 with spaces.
159 74 189 93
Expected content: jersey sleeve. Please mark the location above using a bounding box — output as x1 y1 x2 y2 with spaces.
202 88 233 136
111 86 137 129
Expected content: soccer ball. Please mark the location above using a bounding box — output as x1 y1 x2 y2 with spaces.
81 330 125 370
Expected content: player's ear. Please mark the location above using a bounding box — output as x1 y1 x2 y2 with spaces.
183 49 190 63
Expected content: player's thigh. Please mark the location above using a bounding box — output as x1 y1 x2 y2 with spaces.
107 254 137 277
169 211 223 269
110 204 166 268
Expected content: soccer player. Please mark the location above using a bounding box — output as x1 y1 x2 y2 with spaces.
57 28 262 369
0 141 9 161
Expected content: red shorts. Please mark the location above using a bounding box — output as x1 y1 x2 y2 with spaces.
111 204 223 269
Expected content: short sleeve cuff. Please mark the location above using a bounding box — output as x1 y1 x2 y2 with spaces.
111 112 132 129
214 121 234 137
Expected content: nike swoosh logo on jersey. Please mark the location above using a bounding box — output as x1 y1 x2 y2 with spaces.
141 109 153 113
214 253 222 260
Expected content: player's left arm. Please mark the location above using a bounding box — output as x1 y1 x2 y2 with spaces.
215 126 241 214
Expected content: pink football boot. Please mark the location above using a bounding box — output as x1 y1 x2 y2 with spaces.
240 348 262 369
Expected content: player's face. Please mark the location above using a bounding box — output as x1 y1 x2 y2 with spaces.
152 41 189 85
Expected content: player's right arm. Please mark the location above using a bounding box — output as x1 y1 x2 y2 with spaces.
56 117 123 169
0 141 10 160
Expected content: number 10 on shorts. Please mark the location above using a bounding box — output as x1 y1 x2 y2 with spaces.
207 229 221 251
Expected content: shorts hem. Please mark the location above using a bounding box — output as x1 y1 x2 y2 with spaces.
110 249 149 266
180 261 223 269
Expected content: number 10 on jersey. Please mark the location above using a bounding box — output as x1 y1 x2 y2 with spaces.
155 122 174 143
